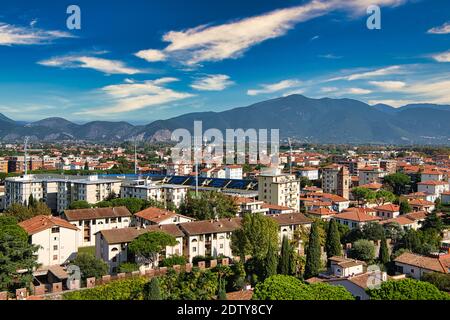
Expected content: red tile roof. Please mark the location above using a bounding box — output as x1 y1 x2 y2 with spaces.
19 215 79 235
374 204 400 212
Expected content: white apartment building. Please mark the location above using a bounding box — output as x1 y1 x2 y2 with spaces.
417 180 450 202
297 167 319 181
57 176 122 212
258 168 300 211
225 165 243 180
235 197 269 216
19 215 79 267
96 225 185 274
179 218 241 263
4 175 58 210
63 207 132 247
120 179 188 208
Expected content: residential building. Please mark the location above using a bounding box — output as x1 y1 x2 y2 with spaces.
96 225 184 274
408 199 435 213
307 208 337 220
258 168 300 211
57 176 122 212
7 156 43 173
417 180 450 202
374 204 400 220
225 165 243 180
235 197 269 215
134 207 194 227
358 167 387 185
321 165 350 199
379 211 427 230
261 203 295 215
0 157 8 173
19 215 79 267
297 167 319 181
333 208 381 229
329 256 366 277
271 213 312 253
63 207 132 247
420 169 444 182
179 218 241 263
394 252 450 279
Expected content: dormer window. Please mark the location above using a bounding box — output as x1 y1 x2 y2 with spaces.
51 227 60 233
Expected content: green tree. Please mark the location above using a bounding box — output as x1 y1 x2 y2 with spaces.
422 272 450 292
383 222 405 243
253 275 354 300
374 190 397 206
159 255 187 267
117 262 139 273
0 217 40 292
304 221 321 279
179 191 237 220
69 200 92 210
279 235 292 275
352 187 375 205
231 213 278 261
362 222 385 241
349 239 375 262
72 253 108 282
367 279 450 300
4 202 51 222
144 277 162 300
383 173 411 195
325 219 342 259
421 211 444 233
28 194 37 208
378 236 390 265
263 242 278 279
128 231 177 268
399 200 412 215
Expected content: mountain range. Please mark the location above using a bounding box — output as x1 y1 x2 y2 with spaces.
1 95 449 145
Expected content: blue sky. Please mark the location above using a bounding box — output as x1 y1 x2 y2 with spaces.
0 0 449 124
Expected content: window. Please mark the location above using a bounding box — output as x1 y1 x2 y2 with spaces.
53 245 58 250
51 227 60 233
53 255 58 261
220 244 223 249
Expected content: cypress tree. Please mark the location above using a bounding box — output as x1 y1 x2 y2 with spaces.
325 219 342 259
279 235 291 275
379 235 390 265
145 277 162 300
217 279 228 300
304 221 321 279
264 242 278 279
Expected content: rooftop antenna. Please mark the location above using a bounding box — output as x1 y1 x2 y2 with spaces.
24 136 29 176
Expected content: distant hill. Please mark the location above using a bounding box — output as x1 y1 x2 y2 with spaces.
1 95 450 145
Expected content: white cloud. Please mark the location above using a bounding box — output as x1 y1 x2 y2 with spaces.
30 19 38 28
0 22 73 46
327 65 404 81
427 22 450 34
347 88 372 95
369 80 406 90
321 86 338 93
282 89 304 97
247 79 301 96
39 55 144 75
432 51 450 63
368 99 416 107
135 49 167 62
77 78 194 115
318 53 342 59
190 74 234 91
310 35 320 41
136 0 408 66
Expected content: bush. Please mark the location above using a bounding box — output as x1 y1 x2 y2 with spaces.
367 279 450 300
159 255 187 267
349 239 375 262
64 277 148 300
117 262 139 273
422 272 450 292
253 275 354 300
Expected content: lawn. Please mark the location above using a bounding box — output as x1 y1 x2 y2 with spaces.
78 246 95 256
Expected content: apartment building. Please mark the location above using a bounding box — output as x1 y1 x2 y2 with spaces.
4 175 58 210
0 157 8 174
96 225 185 273
120 179 188 208
19 215 79 267
63 207 132 247
297 167 319 181
417 180 450 202
258 168 300 211
179 218 241 263
7 156 43 173
56 176 122 212
235 197 269 215
358 167 388 185
321 165 350 199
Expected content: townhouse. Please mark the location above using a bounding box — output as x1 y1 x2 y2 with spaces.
235 197 269 215
408 199 435 213
379 211 427 231
19 215 79 267
63 207 132 247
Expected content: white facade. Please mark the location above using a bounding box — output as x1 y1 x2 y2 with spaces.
258 169 300 211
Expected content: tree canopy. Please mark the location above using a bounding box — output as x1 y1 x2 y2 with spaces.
383 173 411 195
348 239 375 262
128 231 177 267
179 191 237 220
367 279 450 300
304 221 322 279
72 253 108 282
253 275 354 300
